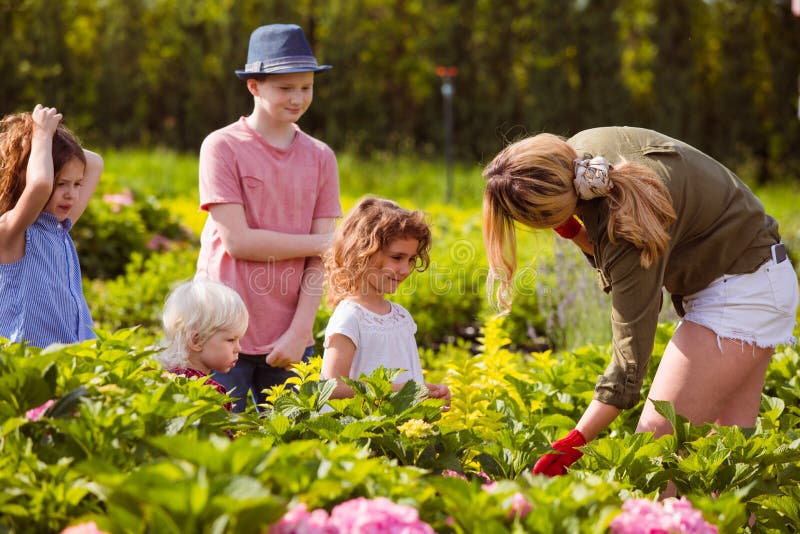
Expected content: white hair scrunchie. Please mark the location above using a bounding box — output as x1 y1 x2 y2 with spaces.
573 156 614 200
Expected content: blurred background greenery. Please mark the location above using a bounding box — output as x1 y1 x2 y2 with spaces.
2 0 800 184
3 5 800 530
4 0 800 353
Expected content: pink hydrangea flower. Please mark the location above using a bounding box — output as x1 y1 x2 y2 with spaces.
269 498 434 534
478 472 500 494
25 399 55 421
441 470 467 481
147 234 172 251
60 522 108 534
610 497 718 534
508 491 532 518
328 497 435 534
480 476 532 519
268 503 336 534
477 471 493 484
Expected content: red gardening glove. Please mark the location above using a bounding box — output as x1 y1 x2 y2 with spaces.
553 216 582 239
532 429 587 477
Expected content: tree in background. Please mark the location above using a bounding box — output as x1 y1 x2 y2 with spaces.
2 0 799 182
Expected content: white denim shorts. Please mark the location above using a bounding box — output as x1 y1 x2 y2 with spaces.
682 247 799 349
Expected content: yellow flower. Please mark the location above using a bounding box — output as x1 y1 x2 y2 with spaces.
398 419 435 439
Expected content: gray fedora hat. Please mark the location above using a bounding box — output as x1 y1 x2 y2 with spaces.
235 24 332 79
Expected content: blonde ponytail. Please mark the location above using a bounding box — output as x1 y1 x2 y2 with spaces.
605 162 676 268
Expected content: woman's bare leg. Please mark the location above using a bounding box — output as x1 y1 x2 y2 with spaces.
636 320 773 437
636 320 773 500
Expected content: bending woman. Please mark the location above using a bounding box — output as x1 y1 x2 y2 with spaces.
482 126 799 477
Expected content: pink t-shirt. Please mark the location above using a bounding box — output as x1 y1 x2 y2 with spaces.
196 117 342 354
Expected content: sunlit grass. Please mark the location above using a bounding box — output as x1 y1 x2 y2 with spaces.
102 148 199 199
103 148 485 208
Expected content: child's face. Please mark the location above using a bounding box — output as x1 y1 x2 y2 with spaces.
190 326 243 374
252 72 314 124
366 237 419 296
44 157 85 222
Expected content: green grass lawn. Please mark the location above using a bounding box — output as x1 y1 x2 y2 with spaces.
102 148 799 222
102 148 486 207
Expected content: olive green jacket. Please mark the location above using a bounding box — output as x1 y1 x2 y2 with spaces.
568 127 779 409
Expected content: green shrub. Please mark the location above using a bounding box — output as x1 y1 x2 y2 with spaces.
85 247 199 345
753 183 800 275
74 194 195 280
0 331 236 532
72 200 148 279
101 148 199 199
2 319 798 532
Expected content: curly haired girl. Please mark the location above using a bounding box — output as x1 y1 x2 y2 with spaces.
321 197 450 404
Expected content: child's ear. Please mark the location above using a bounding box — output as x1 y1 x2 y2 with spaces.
187 331 204 352
246 78 261 97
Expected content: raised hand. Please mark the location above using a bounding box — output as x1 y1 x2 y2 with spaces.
425 382 451 411
31 104 62 137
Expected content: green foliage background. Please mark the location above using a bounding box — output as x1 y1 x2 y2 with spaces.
3 0 800 183
3 1 800 532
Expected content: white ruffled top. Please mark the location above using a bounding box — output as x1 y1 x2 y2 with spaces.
323 299 424 383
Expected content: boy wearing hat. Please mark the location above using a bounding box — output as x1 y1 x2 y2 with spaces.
195 24 341 412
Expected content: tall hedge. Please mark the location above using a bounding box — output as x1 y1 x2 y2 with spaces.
2 0 799 181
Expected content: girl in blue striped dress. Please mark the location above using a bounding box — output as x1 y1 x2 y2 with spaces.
0 105 103 348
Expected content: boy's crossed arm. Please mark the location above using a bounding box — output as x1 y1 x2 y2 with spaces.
266 216 335 368
208 203 333 262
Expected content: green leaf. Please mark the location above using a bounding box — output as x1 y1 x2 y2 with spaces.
272 395 306 420
313 379 337 408
340 419 382 440
389 381 428 414
536 413 578 430
651 399 676 430
0 504 30 517
165 416 188 435
220 476 272 501
264 414 291 437
1 417 26 437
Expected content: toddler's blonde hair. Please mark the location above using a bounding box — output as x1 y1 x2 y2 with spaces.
160 279 249 370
